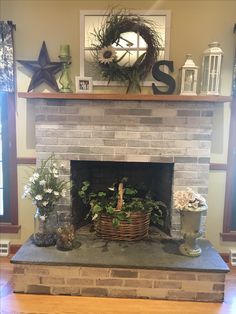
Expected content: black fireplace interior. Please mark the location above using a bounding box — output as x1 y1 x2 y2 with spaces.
71 160 174 235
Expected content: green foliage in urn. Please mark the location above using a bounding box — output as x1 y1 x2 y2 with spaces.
78 177 166 227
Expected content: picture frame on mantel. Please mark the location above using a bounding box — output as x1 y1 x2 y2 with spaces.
75 76 93 93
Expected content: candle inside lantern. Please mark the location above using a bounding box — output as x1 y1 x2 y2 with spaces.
59 44 70 57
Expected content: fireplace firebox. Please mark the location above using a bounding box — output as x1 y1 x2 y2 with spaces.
71 160 174 235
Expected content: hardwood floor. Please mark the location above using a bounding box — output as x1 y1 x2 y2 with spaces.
0 256 236 314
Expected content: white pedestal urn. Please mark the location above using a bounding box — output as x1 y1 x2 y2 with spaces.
179 206 207 257
173 188 208 257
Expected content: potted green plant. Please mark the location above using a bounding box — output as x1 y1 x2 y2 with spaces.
78 177 166 241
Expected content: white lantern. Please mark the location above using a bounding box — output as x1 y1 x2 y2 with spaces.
180 54 198 95
200 42 223 95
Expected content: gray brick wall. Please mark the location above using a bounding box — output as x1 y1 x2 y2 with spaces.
13 264 225 302
34 99 214 237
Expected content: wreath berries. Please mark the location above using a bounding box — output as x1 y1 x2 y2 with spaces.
92 10 161 93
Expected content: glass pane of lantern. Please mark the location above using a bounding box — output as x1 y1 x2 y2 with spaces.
213 56 219 91
209 55 215 92
202 56 209 91
184 70 194 91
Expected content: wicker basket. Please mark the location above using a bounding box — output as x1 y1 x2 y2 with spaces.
94 211 152 241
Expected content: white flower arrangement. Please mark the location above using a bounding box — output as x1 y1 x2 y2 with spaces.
173 188 207 212
22 155 68 219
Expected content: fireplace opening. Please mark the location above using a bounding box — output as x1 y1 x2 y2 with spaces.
71 160 174 235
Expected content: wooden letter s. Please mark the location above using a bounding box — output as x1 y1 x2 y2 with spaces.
152 60 176 94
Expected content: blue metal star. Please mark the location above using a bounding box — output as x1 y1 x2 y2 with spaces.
18 41 62 92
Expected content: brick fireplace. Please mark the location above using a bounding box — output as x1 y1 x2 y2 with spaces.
33 94 217 237
13 93 230 302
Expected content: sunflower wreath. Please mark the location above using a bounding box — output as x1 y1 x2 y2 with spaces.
91 10 161 93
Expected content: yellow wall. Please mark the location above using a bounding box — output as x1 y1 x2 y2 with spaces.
1 0 235 252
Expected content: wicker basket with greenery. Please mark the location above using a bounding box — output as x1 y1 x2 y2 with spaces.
78 177 166 241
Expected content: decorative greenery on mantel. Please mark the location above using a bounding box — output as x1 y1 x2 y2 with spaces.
17 92 232 103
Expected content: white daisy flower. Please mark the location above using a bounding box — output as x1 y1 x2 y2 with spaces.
54 191 59 196
33 173 40 179
61 189 66 197
35 195 43 201
24 184 29 190
23 185 30 194
39 180 46 186
45 188 53 193
29 176 35 183
39 215 46 221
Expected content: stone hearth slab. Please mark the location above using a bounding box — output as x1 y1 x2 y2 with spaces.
12 235 228 272
11 235 229 302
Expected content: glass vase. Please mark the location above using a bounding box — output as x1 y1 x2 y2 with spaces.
56 210 75 251
33 208 57 247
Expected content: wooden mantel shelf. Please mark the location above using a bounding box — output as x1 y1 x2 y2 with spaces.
18 92 232 103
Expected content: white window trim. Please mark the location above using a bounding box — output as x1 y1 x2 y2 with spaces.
79 10 171 87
